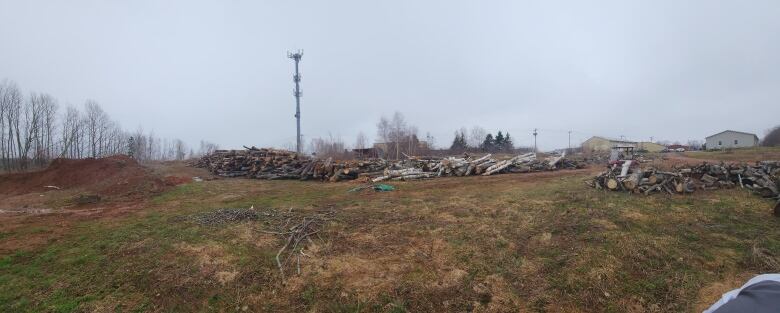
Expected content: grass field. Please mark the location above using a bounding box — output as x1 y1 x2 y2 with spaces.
683 147 780 162
1 166 780 312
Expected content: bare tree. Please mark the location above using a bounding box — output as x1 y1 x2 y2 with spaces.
0 80 201 171
355 131 368 150
17 93 50 169
4 83 23 169
0 81 9 170
198 140 219 156
686 140 703 150
762 126 780 147
468 126 487 149
374 112 422 159
390 112 407 159
105 121 127 156
376 116 390 144
174 139 186 160
129 128 147 161
310 133 348 159
40 96 58 162
84 100 109 157
59 106 77 158
147 130 156 160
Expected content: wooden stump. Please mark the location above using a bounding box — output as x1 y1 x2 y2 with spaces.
675 182 684 193
607 178 619 190
647 174 658 185
623 173 640 190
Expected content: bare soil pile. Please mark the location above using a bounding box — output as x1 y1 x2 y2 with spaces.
0 155 166 197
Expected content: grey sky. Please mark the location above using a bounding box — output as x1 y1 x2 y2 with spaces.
1 0 778 150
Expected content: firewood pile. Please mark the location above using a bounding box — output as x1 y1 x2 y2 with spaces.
192 147 585 182
588 160 780 199
371 152 583 182
191 146 389 182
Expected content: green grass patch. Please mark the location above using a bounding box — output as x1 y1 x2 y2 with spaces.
2 173 780 312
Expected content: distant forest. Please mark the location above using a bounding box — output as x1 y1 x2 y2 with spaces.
0 79 217 172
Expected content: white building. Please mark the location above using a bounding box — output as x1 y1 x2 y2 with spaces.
705 130 759 150
581 136 637 152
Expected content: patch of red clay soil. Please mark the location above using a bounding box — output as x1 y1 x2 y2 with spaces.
163 175 192 185
0 155 166 198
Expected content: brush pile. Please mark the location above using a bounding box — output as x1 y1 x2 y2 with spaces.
192 147 585 182
264 211 335 280
190 208 261 226
588 160 780 198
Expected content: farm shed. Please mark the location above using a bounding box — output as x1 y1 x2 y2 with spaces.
582 136 637 152
705 130 759 150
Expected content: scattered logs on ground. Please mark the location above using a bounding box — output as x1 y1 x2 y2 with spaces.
371 152 582 182
588 160 780 199
192 146 586 182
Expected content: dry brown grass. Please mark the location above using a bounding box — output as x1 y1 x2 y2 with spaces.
1 165 779 312
684 147 780 162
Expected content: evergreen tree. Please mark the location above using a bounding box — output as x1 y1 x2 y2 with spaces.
482 133 495 152
450 130 468 152
503 132 514 152
128 136 135 158
494 131 505 151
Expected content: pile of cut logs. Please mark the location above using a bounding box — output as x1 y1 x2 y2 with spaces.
192 147 584 182
588 160 780 199
191 147 389 182
371 152 580 182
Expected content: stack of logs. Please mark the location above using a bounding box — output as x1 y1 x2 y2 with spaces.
191 147 388 182
372 152 580 182
192 147 584 182
588 160 780 200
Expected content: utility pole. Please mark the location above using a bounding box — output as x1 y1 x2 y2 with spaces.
533 128 538 154
568 130 572 151
288 50 303 154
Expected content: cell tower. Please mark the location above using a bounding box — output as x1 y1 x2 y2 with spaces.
533 128 538 154
288 50 303 154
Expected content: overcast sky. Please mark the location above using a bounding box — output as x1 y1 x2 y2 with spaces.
1 0 778 150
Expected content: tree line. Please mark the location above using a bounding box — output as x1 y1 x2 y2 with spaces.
0 79 216 172
450 126 515 153
310 112 526 160
308 112 437 159
762 125 780 147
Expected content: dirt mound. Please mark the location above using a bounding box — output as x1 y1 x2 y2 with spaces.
0 155 166 197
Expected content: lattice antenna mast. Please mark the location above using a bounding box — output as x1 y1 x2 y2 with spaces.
288 50 304 154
